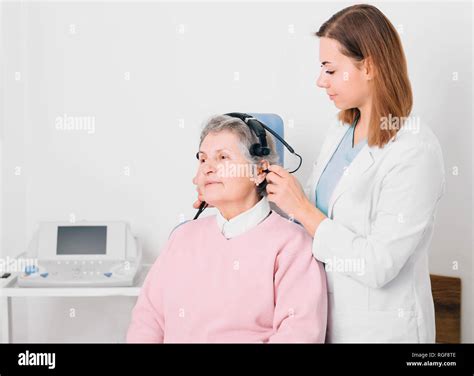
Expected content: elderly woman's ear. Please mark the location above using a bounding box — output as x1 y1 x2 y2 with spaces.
254 160 270 186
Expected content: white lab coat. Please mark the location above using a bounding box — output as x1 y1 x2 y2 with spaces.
305 120 446 343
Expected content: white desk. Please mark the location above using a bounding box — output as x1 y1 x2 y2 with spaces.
0 264 150 343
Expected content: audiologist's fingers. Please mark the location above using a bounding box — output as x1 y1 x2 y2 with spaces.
267 164 290 178
265 171 284 186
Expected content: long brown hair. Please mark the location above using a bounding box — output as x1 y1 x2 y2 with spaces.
316 4 412 148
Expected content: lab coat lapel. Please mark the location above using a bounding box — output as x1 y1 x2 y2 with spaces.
310 125 349 203
327 145 375 218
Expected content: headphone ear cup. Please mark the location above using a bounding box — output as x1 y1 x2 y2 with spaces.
250 143 263 156
250 144 271 157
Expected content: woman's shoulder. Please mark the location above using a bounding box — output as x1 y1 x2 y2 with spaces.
372 121 446 196
378 120 444 170
267 211 313 243
168 215 216 240
262 212 316 261
392 120 442 152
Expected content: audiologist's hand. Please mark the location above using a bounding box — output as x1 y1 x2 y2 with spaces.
266 164 326 237
265 165 308 218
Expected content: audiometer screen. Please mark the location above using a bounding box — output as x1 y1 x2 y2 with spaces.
57 226 107 255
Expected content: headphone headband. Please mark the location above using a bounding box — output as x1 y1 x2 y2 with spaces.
225 112 271 157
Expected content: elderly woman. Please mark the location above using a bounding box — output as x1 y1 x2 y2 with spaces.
127 115 327 343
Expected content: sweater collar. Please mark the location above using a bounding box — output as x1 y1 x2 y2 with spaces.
216 197 271 239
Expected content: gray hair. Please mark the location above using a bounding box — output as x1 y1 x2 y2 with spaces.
199 115 280 197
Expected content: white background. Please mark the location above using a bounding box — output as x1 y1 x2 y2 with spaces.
1 1 472 342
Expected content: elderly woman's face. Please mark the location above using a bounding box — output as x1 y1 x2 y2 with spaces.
196 131 261 207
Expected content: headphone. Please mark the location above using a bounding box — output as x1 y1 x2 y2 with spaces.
194 112 303 220
226 112 272 157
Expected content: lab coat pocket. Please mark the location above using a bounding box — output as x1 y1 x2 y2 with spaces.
365 310 420 343
328 309 420 343
368 266 417 311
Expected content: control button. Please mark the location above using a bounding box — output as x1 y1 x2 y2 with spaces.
24 265 38 275
104 272 112 278
40 273 49 278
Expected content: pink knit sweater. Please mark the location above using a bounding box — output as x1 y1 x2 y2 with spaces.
127 211 327 343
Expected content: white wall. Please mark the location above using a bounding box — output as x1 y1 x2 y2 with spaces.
1 1 472 342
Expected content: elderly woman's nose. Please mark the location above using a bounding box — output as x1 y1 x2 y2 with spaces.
201 161 217 175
